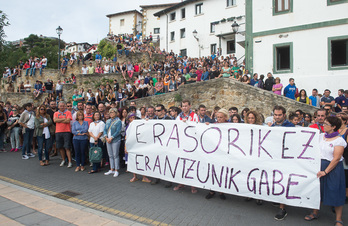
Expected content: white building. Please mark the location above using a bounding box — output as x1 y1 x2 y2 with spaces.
106 10 143 36
154 0 246 59
250 0 348 94
140 3 178 41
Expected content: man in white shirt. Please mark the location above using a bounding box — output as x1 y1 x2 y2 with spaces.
41 56 47 69
81 64 88 75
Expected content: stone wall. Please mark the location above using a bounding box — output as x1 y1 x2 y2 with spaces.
132 78 318 116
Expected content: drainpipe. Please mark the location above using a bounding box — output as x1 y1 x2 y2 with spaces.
166 13 169 52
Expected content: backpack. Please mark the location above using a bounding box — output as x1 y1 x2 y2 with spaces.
89 145 103 163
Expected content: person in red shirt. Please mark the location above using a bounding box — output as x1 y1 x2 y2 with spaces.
23 61 30 76
174 99 199 193
54 101 73 168
309 109 326 133
84 104 93 126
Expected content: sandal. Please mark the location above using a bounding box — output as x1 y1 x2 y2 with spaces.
130 177 139 182
173 184 185 191
88 170 97 174
335 220 344 226
304 212 319 221
142 178 151 183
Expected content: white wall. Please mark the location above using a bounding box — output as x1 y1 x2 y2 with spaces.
253 0 348 33
253 24 348 95
143 7 163 38
252 0 348 94
109 13 141 35
159 0 246 58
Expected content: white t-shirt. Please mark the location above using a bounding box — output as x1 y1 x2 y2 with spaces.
42 118 50 139
104 65 110 73
88 121 105 143
42 58 47 66
27 112 35 129
81 67 88 75
319 134 347 161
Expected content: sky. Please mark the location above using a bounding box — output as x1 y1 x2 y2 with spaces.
1 0 179 45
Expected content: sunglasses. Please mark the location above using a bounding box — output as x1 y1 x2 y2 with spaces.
67 105 72 107
155 109 162 112
40 109 45 111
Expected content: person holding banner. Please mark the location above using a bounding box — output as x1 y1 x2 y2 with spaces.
127 113 151 183
305 116 346 226
310 109 326 133
244 110 264 205
271 106 295 221
103 108 122 178
151 104 173 187
174 99 199 193
205 108 228 200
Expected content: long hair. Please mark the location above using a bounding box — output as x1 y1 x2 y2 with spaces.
245 111 262 125
36 104 50 119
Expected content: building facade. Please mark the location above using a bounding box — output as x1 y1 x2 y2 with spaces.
62 42 92 56
140 3 178 41
154 0 246 59
250 0 348 93
107 10 143 36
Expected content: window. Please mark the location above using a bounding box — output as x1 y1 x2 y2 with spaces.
273 0 292 15
180 49 187 57
211 44 217 54
227 0 237 7
181 8 186 19
328 36 348 70
227 40 235 54
195 3 203 15
170 12 176 21
120 19 125 26
154 28 160 34
273 42 293 73
180 29 186 39
170 32 175 41
327 0 348 6
210 23 216 33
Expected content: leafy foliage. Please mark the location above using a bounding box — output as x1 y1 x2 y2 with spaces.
0 10 10 49
0 34 66 72
97 39 118 59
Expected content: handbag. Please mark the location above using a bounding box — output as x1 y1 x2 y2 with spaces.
89 144 103 163
101 119 118 143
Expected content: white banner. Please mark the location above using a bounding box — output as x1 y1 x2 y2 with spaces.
126 120 320 209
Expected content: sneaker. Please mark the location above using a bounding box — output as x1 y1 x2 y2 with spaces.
274 209 287 221
14 149 19 152
60 160 65 167
113 171 119 177
10 148 15 152
104 170 114 175
27 153 35 158
22 155 29 160
67 162 73 168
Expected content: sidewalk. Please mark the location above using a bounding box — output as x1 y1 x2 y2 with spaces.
0 180 142 226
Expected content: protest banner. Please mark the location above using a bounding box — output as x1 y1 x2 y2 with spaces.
126 120 320 209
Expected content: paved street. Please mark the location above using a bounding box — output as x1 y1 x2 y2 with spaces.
0 147 347 225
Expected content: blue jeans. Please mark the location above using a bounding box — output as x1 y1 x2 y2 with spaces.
25 68 30 76
30 68 36 76
37 135 50 161
22 128 34 155
125 50 129 56
10 127 20 149
73 139 88 166
0 132 4 150
39 68 42 76
118 49 123 55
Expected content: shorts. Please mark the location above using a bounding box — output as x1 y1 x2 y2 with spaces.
55 132 72 149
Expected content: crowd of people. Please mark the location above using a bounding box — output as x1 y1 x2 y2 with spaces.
0 95 347 225
1 34 348 225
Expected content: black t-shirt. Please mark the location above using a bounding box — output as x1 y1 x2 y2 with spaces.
113 83 119 92
209 70 220 79
154 115 172 120
45 82 53 91
47 108 56 125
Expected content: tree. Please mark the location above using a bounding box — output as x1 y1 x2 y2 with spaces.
0 10 10 50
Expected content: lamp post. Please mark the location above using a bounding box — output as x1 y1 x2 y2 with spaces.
56 26 63 70
192 30 202 58
231 21 240 33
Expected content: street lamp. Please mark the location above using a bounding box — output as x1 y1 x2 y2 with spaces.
231 21 239 33
192 30 202 57
192 29 199 41
56 26 63 70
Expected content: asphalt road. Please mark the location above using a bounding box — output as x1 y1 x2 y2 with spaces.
0 145 347 226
